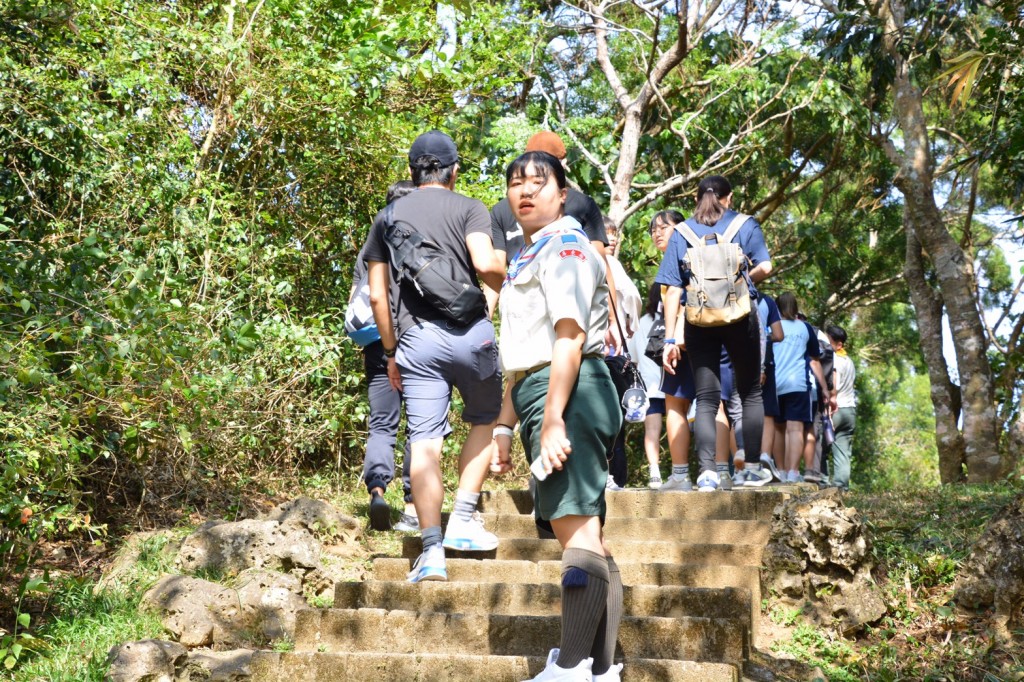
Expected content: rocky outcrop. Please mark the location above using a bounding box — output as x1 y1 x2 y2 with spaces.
175 519 321 576
263 497 361 545
106 639 188 682
761 489 886 632
953 491 1024 637
105 641 253 682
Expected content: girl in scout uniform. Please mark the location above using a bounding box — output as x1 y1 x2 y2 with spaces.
492 151 624 682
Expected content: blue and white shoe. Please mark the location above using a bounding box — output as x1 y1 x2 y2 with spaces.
407 545 447 583
696 470 720 492
442 512 499 551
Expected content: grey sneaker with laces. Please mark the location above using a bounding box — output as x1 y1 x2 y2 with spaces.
659 474 693 492
393 512 419 533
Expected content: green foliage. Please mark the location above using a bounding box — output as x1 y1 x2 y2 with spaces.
9 578 165 682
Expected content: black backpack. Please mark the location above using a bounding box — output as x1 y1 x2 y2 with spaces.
382 203 487 327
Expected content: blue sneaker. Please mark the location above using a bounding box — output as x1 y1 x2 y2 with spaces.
442 512 499 551
407 546 447 583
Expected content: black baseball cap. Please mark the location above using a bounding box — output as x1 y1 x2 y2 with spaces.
408 130 459 169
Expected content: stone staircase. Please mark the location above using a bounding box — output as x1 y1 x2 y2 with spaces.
251 487 789 681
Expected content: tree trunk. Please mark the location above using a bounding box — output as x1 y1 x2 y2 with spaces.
874 0 1003 482
904 228 967 483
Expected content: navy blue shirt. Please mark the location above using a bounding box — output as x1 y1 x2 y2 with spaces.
654 210 770 289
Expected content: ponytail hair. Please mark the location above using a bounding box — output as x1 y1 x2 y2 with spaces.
776 292 798 321
692 175 732 226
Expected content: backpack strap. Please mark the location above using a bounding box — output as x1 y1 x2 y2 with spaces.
672 222 703 247
721 212 751 244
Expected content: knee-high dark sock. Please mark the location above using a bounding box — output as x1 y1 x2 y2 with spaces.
590 555 623 675
556 548 609 669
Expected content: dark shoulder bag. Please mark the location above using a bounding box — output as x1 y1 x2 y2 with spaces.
382 203 487 326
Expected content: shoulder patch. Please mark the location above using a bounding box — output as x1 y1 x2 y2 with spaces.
560 233 579 243
558 247 587 262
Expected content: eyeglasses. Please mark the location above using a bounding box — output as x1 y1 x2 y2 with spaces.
648 224 670 235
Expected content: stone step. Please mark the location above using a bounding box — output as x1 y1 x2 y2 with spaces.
334 581 750 621
478 488 787 520
372 557 759 590
292 609 746 663
401 536 765 566
251 651 739 681
371 558 764 646
477 513 771 544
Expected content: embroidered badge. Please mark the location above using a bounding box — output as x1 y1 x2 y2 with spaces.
558 248 587 262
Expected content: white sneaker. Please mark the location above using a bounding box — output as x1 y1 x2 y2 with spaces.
443 512 499 551
524 649 593 681
593 663 623 681
648 475 662 490
732 470 746 487
659 474 692 492
407 545 446 583
696 470 720 492
605 474 625 492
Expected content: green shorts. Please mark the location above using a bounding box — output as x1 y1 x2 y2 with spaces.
512 358 623 522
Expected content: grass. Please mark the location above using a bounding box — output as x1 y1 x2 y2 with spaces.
4 453 528 681
9 580 166 682
768 482 1024 682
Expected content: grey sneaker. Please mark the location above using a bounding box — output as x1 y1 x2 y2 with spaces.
760 453 783 481
394 512 419 533
718 470 733 490
659 474 692 492
803 470 823 484
742 466 773 487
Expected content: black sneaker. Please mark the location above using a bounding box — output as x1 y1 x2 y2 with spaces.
369 492 392 531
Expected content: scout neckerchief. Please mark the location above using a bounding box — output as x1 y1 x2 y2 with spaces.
504 216 587 288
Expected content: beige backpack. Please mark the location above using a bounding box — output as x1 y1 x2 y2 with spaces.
674 213 752 327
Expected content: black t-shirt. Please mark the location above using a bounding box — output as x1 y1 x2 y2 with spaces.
491 187 607 262
362 186 491 337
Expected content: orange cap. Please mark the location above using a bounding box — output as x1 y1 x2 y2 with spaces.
524 131 567 160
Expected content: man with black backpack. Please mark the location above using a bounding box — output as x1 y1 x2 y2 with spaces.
362 130 507 583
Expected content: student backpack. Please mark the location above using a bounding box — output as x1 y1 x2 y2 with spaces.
382 203 487 327
343 272 381 347
673 213 753 327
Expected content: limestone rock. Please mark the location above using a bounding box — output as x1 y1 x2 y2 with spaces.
105 639 187 682
234 569 307 641
182 649 254 681
142 576 242 649
762 489 885 631
175 519 320 576
262 496 360 542
953 492 1024 633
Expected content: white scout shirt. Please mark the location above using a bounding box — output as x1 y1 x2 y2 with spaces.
499 216 609 375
